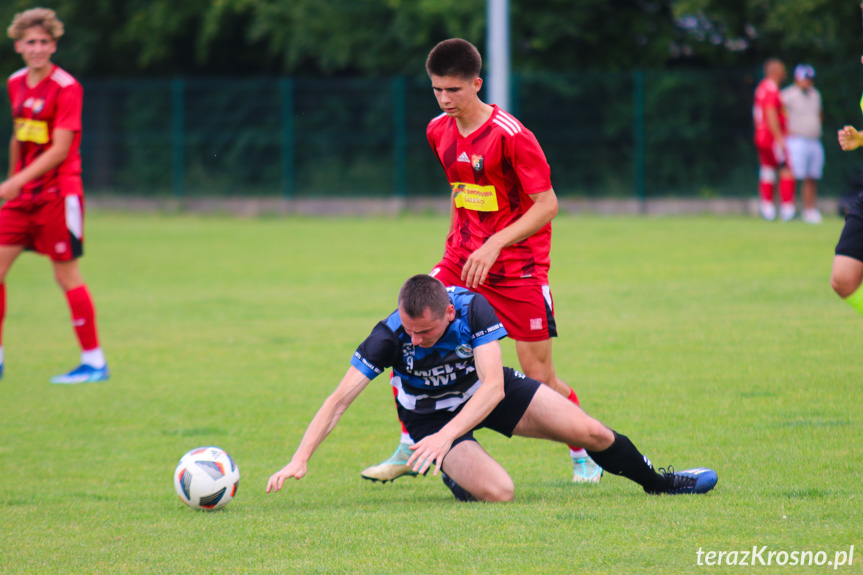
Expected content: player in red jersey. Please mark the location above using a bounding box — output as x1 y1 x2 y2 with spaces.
361 38 602 484
753 58 796 222
0 8 108 384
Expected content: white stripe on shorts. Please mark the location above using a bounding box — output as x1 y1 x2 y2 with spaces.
65 196 83 240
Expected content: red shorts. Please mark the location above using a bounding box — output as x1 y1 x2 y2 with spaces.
430 259 557 342
755 133 789 169
0 194 85 261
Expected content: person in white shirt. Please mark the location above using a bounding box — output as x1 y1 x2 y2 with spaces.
781 64 824 224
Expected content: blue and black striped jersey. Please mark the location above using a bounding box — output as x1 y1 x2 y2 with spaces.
351 287 507 413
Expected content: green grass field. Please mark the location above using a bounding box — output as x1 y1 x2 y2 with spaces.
0 211 860 574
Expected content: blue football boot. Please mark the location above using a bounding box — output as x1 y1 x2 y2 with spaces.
50 364 110 385
647 466 718 495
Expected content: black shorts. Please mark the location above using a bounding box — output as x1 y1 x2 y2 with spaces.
835 212 863 263
396 367 542 448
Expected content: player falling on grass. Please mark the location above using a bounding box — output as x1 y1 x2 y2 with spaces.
753 58 797 222
832 80 863 316
267 275 718 502
360 38 602 485
0 9 108 384
831 7 863 316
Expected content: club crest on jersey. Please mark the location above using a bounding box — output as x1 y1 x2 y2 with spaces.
471 154 484 171
24 97 45 114
455 344 473 359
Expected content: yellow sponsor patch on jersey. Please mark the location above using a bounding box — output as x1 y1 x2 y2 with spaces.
14 118 50 144
452 182 499 212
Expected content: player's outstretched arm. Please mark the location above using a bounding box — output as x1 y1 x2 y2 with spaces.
407 340 506 476
266 460 308 493
838 125 863 151
266 366 371 493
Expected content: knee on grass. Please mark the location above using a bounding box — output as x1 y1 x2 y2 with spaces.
472 477 514 502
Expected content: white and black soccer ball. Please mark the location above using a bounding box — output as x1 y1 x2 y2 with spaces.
174 446 240 510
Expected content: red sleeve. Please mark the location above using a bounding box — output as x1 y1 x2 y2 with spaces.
7 76 17 113
427 116 448 172
53 82 83 132
426 120 435 150
765 85 781 111
507 129 552 194
427 116 445 155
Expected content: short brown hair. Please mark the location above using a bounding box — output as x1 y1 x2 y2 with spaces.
8 8 64 41
398 275 450 319
425 38 482 80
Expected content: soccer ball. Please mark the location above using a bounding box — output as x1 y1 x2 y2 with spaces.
174 446 240 510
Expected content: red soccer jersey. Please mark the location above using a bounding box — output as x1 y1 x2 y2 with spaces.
753 78 786 144
427 105 553 286
7 65 83 202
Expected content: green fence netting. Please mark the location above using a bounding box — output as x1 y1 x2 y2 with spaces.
2 66 861 199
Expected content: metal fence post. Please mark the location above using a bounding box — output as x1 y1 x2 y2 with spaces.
633 69 646 211
280 78 295 199
393 76 407 199
170 77 185 198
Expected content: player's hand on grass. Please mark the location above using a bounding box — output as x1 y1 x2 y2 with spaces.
266 460 307 493
462 241 502 288
838 125 863 151
408 432 454 477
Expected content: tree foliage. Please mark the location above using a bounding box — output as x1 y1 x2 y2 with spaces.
0 0 861 77
671 0 863 68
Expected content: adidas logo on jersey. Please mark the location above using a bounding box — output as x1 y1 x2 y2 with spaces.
457 152 470 163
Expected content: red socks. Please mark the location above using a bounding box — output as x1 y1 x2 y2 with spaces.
779 177 795 204
65 285 100 351
759 181 775 202
761 178 795 204
565 388 586 454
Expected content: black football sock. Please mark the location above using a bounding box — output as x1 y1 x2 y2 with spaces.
586 431 667 493
441 472 477 502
